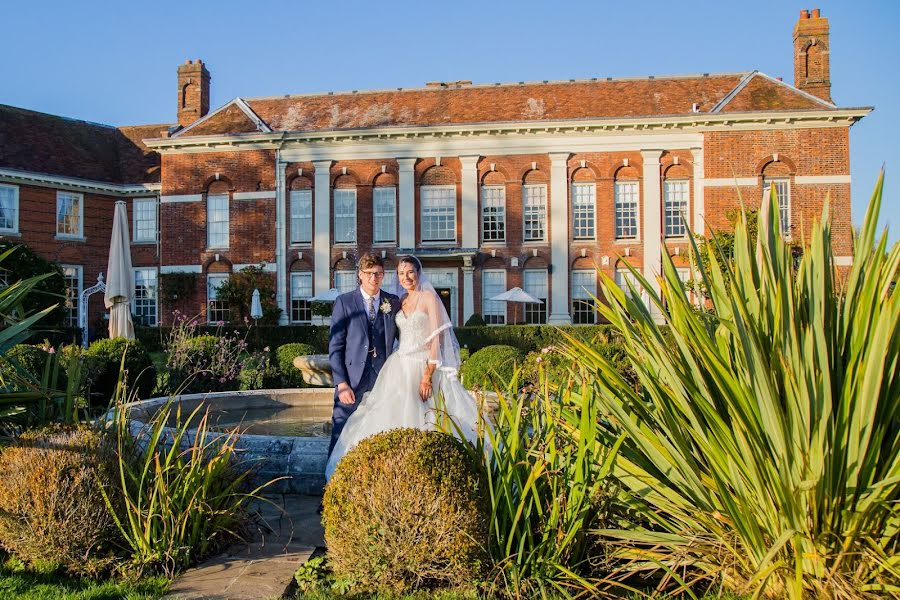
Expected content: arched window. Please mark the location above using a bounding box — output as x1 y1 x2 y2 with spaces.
762 161 792 236
522 169 548 242
663 163 691 238
207 180 230 249
289 260 313 323
481 170 506 244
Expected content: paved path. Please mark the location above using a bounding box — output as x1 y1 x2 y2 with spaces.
163 494 324 600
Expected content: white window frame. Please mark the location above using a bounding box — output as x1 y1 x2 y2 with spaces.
290 189 313 245
334 270 357 294
523 269 548 324
132 197 158 243
615 268 639 299
56 191 84 239
207 193 229 249
420 185 457 243
132 267 158 327
571 269 598 324
0 184 19 234
664 180 689 238
290 271 313 323
61 265 83 329
615 181 640 240
763 177 791 236
373 186 397 245
206 273 230 323
481 269 507 325
333 188 357 244
481 185 506 244
572 182 596 240
522 184 547 242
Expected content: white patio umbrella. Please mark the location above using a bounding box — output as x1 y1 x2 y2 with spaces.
489 287 543 324
250 288 263 321
311 288 341 302
104 201 135 339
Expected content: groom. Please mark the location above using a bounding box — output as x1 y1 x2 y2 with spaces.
327 253 400 457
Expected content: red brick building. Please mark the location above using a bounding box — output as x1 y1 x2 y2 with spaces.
0 9 869 334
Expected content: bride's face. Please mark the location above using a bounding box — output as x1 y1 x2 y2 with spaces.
397 262 419 292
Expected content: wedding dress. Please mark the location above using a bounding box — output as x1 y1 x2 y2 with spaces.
325 291 482 481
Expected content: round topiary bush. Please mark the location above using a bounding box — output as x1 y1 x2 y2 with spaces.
275 343 315 388
323 429 488 593
0 425 121 575
459 344 524 389
84 337 156 406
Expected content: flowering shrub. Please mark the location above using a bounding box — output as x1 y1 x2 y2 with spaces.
164 312 248 394
238 348 281 390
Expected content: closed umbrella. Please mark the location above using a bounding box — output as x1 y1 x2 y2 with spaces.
250 288 263 322
489 286 543 324
104 201 135 339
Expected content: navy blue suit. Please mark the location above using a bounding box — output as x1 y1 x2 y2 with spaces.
327 288 400 456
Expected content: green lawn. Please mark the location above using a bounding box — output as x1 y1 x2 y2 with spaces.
0 560 168 600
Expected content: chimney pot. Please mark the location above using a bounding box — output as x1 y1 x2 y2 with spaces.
811 8 820 18
800 9 809 19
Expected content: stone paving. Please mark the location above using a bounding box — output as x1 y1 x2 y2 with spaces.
163 494 324 600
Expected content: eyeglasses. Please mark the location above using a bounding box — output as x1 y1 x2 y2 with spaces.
360 270 385 280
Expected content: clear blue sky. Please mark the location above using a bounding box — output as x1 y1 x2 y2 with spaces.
2 0 897 244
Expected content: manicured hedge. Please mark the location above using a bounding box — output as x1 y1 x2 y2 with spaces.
454 324 617 354
135 325 330 354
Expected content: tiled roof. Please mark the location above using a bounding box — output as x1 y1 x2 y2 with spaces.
173 72 841 138
0 104 167 184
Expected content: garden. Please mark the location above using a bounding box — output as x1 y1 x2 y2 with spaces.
0 178 897 599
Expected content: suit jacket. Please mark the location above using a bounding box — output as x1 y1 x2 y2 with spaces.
328 288 400 391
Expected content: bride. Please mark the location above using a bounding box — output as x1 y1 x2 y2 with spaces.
325 255 483 480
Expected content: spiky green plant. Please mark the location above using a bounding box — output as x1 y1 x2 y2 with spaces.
567 174 899 598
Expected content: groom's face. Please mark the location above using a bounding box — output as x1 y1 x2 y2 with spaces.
359 266 385 296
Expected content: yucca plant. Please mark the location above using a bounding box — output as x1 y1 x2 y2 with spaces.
567 174 899 598
102 370 276 575
446 367 622 599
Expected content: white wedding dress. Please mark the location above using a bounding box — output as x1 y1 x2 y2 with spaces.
325 309 482 481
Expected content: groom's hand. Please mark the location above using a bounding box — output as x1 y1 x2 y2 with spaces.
337 383 356 405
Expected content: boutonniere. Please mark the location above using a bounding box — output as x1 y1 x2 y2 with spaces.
380 298 393 315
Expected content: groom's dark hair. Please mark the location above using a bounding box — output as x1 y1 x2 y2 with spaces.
358 253 385 271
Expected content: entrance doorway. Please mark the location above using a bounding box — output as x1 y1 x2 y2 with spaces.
435 287 452 317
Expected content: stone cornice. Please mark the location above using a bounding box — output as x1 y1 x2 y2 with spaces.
143 108 872 154
0 167 160 196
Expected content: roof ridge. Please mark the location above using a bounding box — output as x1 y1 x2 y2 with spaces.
243 71 752 103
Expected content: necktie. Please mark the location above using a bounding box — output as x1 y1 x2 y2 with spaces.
367 296 376 322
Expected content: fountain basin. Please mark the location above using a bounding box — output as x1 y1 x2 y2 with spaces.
292 354 333 387
117 388 334 495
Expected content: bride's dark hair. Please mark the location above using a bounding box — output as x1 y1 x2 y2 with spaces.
398 255 422 274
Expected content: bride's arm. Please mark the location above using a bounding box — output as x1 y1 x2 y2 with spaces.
418 292 444 400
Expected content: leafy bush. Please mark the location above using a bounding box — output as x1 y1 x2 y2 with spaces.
0 344 67 391
0 242 66 329
323 429 489 593
106 398 269 575
0 426 120 576
573 177 900 596
212 264 281 325
459 345 523 389
276 343 316 388
455 324 615 354
238 348 281 390
84 337 155 406
135 323 329 354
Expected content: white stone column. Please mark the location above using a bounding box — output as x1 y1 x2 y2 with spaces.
548 152 571 325
313 160 332 295
691 146 705 236
462 264 474 323
397 158 417 250
459 155 480 249
641 150 664 322
274 153 288 324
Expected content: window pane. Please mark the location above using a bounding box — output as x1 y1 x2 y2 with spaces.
421 186 456 242
0 185 17 232
334 271 357 293
571 270 597 324
373 187 396 243
664 180 689 237
523 269 548 324
572 183 596 239
57 192 82 237
133 269 157 326
334 189 357 243
62 266 82 328
763 179 791 235
133 198 157 242
207 274 229 322
481 186 506 242
615 182 639 239
615 269 638 298
523 185 546 241
290 190 312 244
482 270 506 325
290 272 313 323
207 194 229 248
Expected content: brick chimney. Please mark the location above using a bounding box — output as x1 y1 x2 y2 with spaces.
177 59 211 127
793 8 832 103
